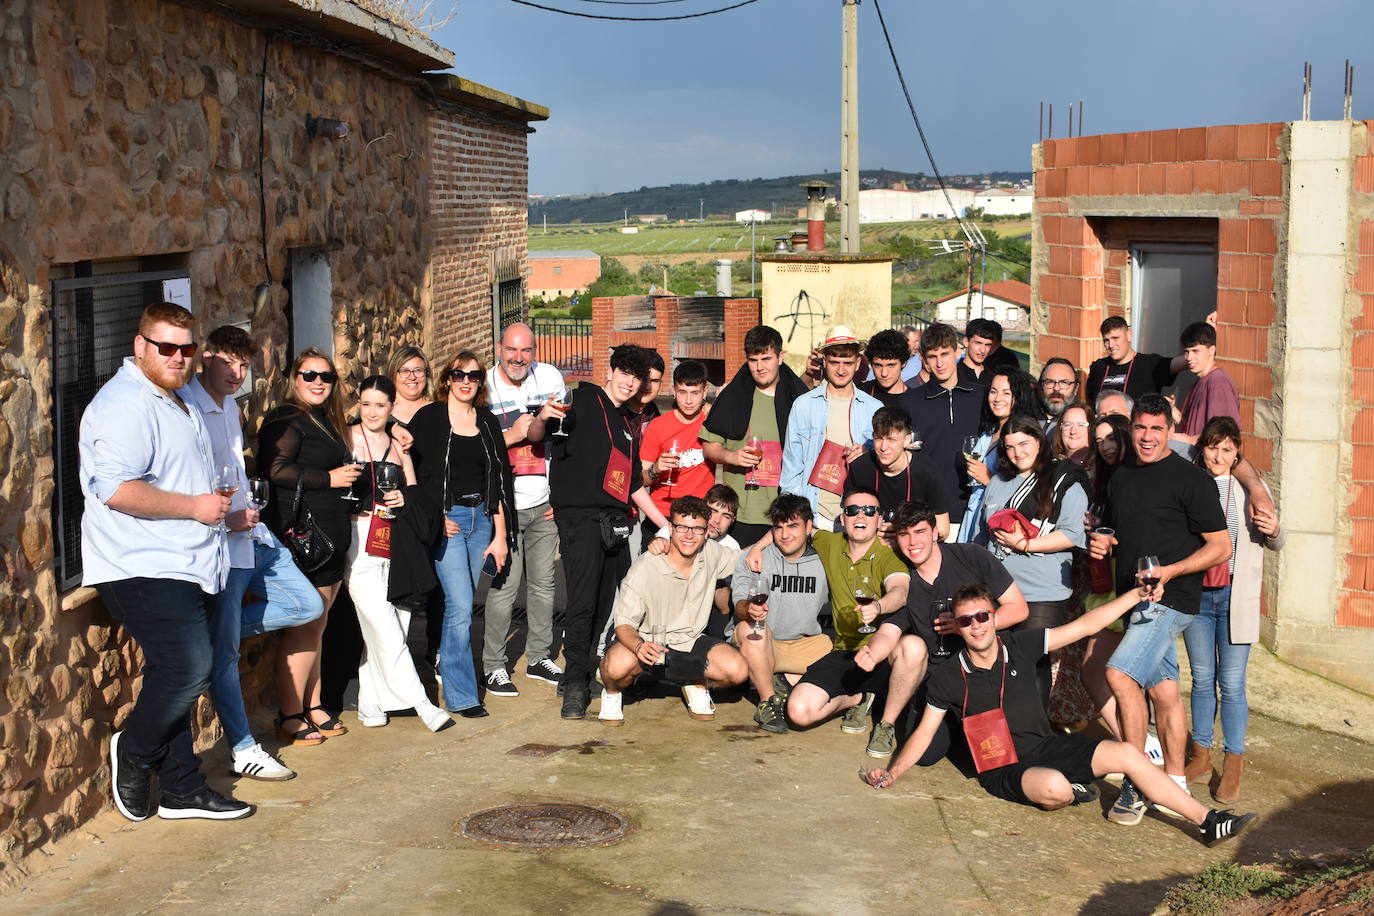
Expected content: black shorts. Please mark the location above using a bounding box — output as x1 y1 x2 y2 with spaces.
977 733 1106 807
797 650 891 700
639 633 724 683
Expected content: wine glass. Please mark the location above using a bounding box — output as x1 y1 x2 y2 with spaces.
213 463 239 533
1087 502 1105 528
746 573 769 641
1136 555 1161 594
375 462 402 519
931 597 953 658
247 477 269 512
744 434 762 489
526 392 545 415
342 451 363 502
664 440 679 487
854 574 877 635
552 389 573 436
961 435 982 461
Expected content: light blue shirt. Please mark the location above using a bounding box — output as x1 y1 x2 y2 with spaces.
780 386 881 519
80 359 228 593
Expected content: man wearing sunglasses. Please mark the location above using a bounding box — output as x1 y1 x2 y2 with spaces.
80 303 254 822
862 584 1258 849
598 496 747 725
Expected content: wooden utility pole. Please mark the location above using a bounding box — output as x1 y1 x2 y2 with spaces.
840 0 860 253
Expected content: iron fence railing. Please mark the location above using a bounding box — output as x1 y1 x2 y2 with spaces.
530 316 593 378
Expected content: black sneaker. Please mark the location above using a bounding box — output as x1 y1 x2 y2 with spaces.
1069 782 1100 806
110 731 152 822
753 694 788 734
1200 809 1257 846
157 786 255 821
525 658 564 685
771 673 793 704
561 688 590 719
484 668 519 697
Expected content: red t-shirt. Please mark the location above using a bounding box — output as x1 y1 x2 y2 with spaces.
640 410 715 516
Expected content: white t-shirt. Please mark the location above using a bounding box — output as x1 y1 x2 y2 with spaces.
486 361 567 510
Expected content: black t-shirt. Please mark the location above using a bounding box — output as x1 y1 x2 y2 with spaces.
446 431 487 497
549 383 644 514
898 379 985 515
858 378 905 408
1104 452 1226 614
926 628 1052 757
845 451 950 516
1086 352 1177 402
960 346 1021 384
889 542 1015 655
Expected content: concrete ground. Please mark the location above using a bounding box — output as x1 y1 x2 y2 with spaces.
4 634 1373 916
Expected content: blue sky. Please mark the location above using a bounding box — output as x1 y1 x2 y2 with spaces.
432 0 1373 197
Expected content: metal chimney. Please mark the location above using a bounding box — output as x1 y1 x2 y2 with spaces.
714 259 733 297
802 180 832 253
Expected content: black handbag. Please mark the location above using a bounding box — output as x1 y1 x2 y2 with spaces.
597 509 631 551
282 478 334 573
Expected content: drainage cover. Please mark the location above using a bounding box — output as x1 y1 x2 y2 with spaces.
461 804 629 849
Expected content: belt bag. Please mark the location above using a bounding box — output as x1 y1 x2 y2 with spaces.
598 509 631 550
282 478 335 573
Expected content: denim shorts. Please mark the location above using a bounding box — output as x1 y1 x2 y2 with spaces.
1105 601 1193 689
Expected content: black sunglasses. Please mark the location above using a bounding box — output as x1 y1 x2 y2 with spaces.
297 370 338 384
448 369 484 383
955 610 992 628
842 504 880 517
142 335 197 358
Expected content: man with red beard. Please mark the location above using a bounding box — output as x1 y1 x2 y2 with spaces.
80 302 254 822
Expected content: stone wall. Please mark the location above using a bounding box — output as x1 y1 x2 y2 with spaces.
0 0 536 879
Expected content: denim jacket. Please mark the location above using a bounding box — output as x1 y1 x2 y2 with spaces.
780 385 881 518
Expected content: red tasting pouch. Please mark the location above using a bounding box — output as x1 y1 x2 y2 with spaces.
365 514 392 559
960 643 1020 774
1203 562 1231 588
507 441 546 477
597 398 633 502
807 439 848 495
750 440 783 487
987 508 1040 538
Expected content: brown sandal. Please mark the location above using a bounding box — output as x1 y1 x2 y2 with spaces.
307 705 348 737
276 711 325 746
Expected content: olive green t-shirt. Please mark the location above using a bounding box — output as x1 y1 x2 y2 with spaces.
811 530 909 651
700 387 779 527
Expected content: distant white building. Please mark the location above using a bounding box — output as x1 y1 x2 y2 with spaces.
735 209 771 223
619 226 640 234
859 188 975 222
932 279 1032 331
973 187 1032 216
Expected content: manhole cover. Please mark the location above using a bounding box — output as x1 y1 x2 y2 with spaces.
461 804 629 849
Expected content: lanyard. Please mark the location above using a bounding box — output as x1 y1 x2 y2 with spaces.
599 396 629 453
960 640 1008 717
360 432 392 507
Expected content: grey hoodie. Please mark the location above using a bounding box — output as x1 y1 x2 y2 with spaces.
731 544 830 641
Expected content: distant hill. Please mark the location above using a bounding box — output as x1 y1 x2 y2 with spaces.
529 170 1032 225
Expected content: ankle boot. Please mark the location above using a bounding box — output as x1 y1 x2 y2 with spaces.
1184 739 1213 784
1212 752 1244 804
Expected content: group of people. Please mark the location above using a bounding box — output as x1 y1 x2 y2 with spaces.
84 302 1271 847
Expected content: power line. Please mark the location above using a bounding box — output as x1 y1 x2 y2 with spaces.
508 0 762 20
568 1 692 5
870 0 971 242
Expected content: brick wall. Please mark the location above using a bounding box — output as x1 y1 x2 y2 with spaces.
426 108 531 366
1034 122 1286 471
1340 127 1374 628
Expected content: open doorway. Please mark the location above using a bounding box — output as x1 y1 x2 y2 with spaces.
1130 242 1216 402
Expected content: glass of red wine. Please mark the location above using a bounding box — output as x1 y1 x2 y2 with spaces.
1137 555 1161 593
855 574 877 635
931 597 953 657
746 573 769 641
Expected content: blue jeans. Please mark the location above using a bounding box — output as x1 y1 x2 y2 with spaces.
1106 601 1193 690
432 505 492 711
1182 584 1250 754
210 540 324 752
97 578 214 796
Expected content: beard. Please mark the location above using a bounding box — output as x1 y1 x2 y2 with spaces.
1045 398 1068 418
141 358 192 391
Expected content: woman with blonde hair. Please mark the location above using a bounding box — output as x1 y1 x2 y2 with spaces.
258 348 361 745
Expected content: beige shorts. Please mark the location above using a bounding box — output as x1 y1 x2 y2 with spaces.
732 631 833 675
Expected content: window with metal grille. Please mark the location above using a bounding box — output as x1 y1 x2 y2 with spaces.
51 259 191 589
491 254 525 350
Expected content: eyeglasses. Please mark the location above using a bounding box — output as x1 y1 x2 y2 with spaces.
297 370 338 383
842 504 880 517
396 367 428 378
1062 420 1090 429
672 524 707 536
1041 379 1077 389
448 369 484 383
955 609 992 628
141 335 197 358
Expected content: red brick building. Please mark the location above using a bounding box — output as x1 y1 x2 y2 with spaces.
528 250 602 299
1031 119 1374 692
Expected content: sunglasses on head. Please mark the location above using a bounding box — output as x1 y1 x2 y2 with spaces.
448 369 484 383
955 609 992 628
142 335 197 358
842 504 880 517
297 370 338 384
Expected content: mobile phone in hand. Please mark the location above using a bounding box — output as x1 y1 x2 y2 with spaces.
482 554 498 577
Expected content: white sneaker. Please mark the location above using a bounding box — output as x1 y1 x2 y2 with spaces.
1145 733 1164 765
420 705 455 733
232 743 296 781
357 703 389 727
682 684 715 721
598 689 624 726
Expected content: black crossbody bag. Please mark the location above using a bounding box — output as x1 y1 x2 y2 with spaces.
281 478 334 572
